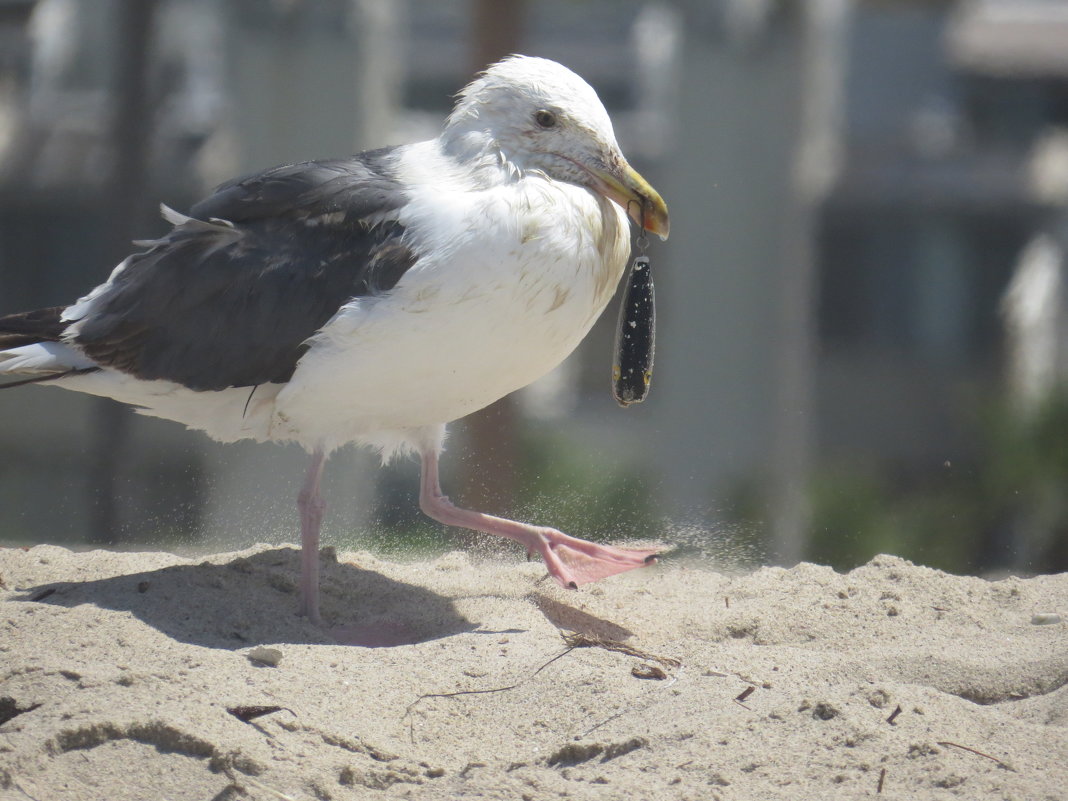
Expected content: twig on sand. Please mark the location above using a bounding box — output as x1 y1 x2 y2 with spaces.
735 685 755 703
937 740 1014 770
406 631 682 744
733 685 755 709
553 630 684 738
560 630 681 668
886 705 902 725
877 767 887 793
410 648 575 703
227 705 295 724
404 646 578 742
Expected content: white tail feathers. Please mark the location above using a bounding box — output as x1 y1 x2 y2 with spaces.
0 342 94 375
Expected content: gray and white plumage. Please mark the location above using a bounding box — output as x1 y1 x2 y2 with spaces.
0 56 670 627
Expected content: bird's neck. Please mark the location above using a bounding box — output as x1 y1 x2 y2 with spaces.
438 129 521 188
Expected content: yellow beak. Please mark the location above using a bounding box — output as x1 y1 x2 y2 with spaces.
588 161 670 240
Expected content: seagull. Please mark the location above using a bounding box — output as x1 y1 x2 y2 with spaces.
0 56 670 625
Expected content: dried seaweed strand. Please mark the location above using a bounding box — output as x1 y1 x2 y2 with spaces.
413 647 575 706
560 630 681 668
404 647 577 742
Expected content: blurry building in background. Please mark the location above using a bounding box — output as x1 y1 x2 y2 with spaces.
643 0 1068 572
0 0 1065 572
820 0 1068 571
821 0 1068 466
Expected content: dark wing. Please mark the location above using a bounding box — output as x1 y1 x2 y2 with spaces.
0 307 66 350
70 147 418 391
189 147 403 223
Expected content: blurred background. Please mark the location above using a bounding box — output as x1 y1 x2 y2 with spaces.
1 0 1066 576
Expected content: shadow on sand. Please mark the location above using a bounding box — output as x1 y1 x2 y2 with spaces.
13 547 477 648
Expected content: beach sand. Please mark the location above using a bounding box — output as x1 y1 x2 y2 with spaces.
1 544 1065 800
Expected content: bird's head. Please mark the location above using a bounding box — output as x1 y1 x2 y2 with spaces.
444 55 669 240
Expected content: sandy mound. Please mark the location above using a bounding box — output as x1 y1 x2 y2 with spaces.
1 545 1065 800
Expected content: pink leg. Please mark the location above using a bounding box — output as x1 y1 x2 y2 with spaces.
418 449 657 588
297 448 327 623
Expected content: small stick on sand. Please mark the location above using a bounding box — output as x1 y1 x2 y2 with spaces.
404 647 577 742
560 630 681 668
412 648 575 705
937 740 1014 770
733 684 756 710
227 705 294 723
877 767 886 793
886 705 902 725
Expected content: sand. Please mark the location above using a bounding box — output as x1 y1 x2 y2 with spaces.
0 544 1065 800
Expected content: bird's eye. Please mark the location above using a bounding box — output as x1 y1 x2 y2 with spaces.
534 109 557 129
